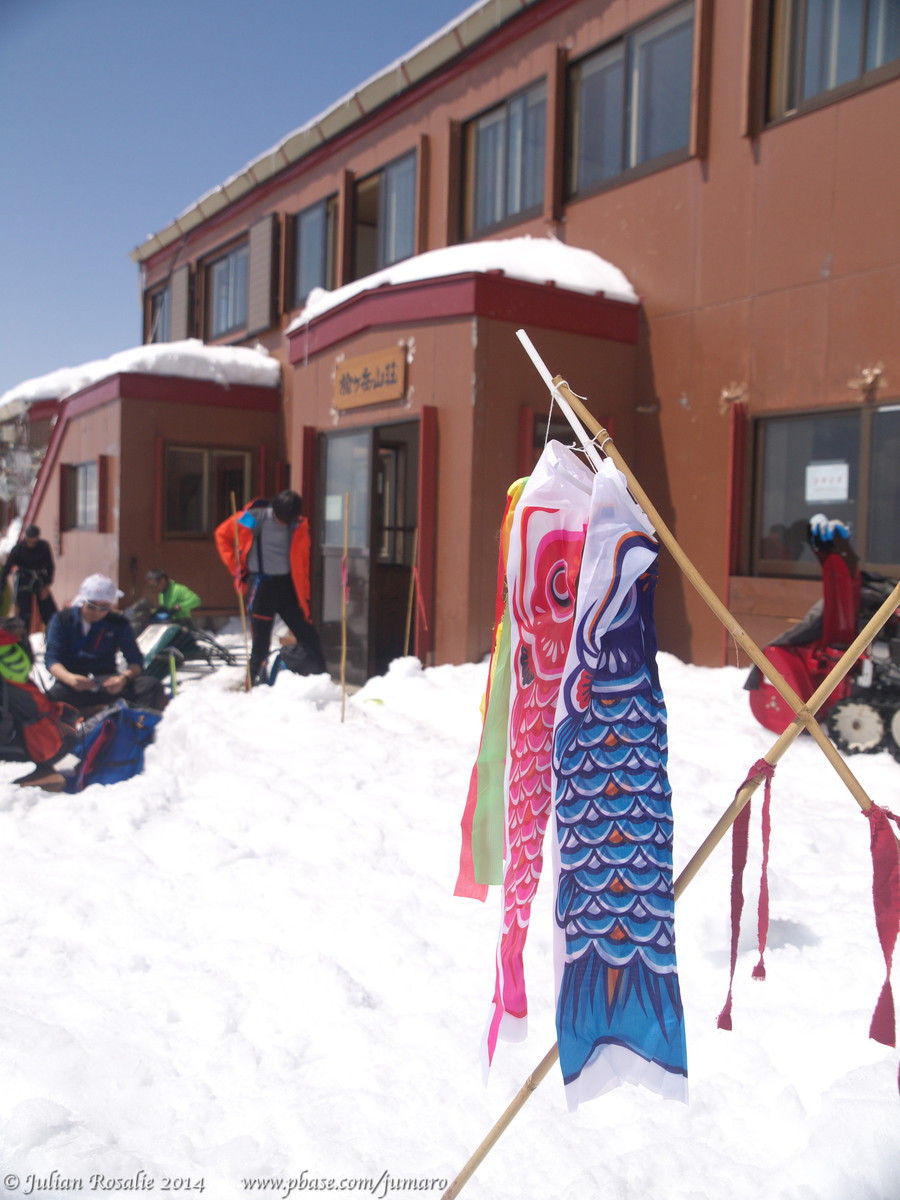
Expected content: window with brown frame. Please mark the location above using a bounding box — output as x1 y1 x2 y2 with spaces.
567 3 695 196
60 458 109 532
352 152 417 281
752 403 900 576
164 445 251 538
294 194 338 307
767 0 900 121
205 242 249 338
463 81 547 237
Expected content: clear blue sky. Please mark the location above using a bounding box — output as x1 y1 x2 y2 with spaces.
0 0 471 398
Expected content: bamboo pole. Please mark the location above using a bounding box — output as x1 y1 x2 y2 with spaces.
441 346 900 1200
405 528 420 656
230 492 252 692
341 492 349 724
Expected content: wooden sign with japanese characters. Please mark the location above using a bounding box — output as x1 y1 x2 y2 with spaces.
333 346 406 410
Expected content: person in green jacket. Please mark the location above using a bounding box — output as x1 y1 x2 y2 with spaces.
145 569 201 625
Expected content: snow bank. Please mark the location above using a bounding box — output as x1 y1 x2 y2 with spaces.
0 651 896 1198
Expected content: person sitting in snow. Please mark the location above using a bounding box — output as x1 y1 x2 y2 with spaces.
145 568 201 625
214 489 326 685
44 574 167 714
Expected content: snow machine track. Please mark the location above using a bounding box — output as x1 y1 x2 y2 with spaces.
827 699 886 755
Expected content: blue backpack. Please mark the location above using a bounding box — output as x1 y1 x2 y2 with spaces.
65 701 161 792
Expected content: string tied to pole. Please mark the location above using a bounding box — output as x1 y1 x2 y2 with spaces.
716 759 776 1031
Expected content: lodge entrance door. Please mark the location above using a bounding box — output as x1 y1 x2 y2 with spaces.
317 420 420 683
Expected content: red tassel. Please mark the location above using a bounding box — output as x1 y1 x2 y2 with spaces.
717 803 751 1030
752 764 775 981
717 759 776 1030
862 803 900 1049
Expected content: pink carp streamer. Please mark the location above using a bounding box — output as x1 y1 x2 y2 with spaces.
484 444 591 1064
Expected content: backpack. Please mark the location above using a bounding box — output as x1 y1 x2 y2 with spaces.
0 623 77 765
65 701 161 792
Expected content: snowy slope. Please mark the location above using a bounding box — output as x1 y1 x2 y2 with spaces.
0 652 896 1199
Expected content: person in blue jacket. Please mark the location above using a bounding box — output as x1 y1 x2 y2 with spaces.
45 573 167 713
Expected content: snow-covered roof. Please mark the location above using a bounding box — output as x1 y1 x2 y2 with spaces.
132 0 540 263
288 236 639 331
0 340 282 422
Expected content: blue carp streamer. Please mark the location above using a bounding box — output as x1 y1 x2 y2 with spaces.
552 528 687 1106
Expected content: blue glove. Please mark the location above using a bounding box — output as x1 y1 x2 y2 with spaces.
152 611 170 623
809 513 851 543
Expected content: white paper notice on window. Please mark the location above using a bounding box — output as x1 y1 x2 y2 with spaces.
805 461 849 504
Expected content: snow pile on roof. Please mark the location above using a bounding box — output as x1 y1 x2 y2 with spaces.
0 340 281 419
289 236 639 331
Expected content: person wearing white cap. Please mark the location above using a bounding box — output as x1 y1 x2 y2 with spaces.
44 574 166 713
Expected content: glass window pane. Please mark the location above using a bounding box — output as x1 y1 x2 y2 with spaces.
77 462 98 529
323 432 370 549
209 244 248 336
149 287 170 343
353 175 381 279
757 412 860 566
520 84 546 212
867 407 900 564
382 152 416 267
296 202 327 305
570 47 625 191
166 448 206 535
631 5 695 166
211 451 248 530
473 108 507 232
230 244 248 328
803 0 864 99
866 0 900 69
505 94 525 215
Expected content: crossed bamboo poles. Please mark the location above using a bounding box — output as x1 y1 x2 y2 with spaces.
441 356 900 1200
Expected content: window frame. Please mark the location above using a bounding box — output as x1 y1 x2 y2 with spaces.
566 1 696 200
61 461 99 532
163 444 252 539
293 194 338 309
765 0 900 124
751 401 900 578
205 240 250 339
351 150 418 281
147 285 171 343
462 78 548 238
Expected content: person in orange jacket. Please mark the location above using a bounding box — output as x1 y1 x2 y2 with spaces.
215 490 326 685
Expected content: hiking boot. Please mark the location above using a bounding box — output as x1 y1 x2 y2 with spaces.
15 767 66 791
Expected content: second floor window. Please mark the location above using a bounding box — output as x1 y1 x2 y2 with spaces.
768 0 900 118
464 81 546 237
148 286 170 343
568 3 694 195
353 151 417 280
207 242 249 338
294 195 338 307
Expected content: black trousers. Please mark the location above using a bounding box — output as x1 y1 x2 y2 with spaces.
48 673 167 714
16 585 58 630
247 574 326 679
